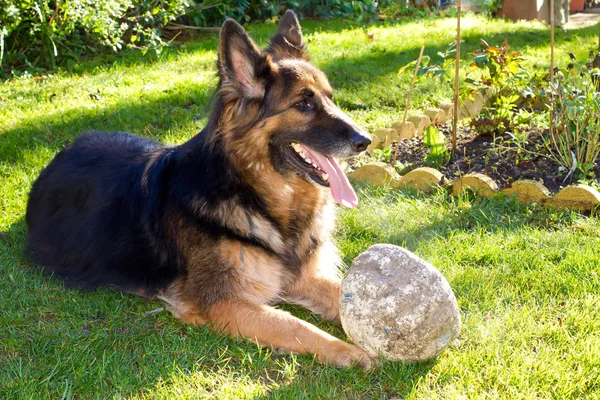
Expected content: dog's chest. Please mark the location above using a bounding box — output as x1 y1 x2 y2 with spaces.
229 212 332 304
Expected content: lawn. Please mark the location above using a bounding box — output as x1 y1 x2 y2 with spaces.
1 13 600 399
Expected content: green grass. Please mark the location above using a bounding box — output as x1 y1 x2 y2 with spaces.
1 13 600 399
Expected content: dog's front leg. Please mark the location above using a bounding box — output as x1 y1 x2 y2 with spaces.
282 242 345 323
283 275 342 323
206 300 375 369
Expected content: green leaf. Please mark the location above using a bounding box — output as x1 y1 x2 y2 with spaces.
398 60 417 75
423 126 450 167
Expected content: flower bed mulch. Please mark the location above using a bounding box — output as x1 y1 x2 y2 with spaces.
387 125 600 194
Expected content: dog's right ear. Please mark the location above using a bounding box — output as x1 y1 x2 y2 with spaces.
218 19 273 100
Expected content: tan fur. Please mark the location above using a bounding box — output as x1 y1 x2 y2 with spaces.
283 240 343 322
206 301 373 368
190 198 285 253
156 14 376 369
160 293 371 368
220 240 294 304
141 150 165 193
220 110 329 232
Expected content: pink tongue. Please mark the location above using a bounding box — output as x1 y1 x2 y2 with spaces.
303 147 358 208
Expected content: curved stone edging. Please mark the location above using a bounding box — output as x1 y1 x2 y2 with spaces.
348 163 444 191
368 94 494 155
349 163 600 211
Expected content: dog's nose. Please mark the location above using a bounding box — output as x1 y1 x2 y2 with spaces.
350 130 371 153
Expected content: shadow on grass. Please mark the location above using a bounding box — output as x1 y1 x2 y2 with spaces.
256 359 436 399
0 82 215 166
1 13 442 81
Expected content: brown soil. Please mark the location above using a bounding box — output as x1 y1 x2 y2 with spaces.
380 124 600 194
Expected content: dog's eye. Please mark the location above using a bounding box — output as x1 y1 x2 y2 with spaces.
294 99 313 110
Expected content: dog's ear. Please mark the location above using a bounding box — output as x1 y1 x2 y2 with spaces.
219 19 273 100
266 10 308 61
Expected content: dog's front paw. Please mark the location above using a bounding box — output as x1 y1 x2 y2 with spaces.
323 341 377 370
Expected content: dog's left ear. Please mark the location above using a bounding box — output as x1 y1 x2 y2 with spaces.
219 19 273 100
266 10 308 61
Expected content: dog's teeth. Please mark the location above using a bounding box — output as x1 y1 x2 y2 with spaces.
311 162 318 167
322 173 329 181
291 143 301 152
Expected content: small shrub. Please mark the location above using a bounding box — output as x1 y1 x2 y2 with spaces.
1 0 190 73
463 39 530 98
1 0 388 75
545 54 600 177
463 39 543 136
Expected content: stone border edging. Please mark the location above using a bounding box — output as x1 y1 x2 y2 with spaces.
348 163 600 211
357 95 599 211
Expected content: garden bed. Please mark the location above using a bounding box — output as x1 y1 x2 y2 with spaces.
390 125 600 194
348 123 600 212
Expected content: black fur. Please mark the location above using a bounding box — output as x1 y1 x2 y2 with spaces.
25 130 279 294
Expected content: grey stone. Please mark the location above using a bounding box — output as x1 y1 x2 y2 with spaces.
340 244 461 362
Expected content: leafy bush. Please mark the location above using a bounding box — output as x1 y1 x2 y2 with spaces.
462 40 547 136
1 0 190 72
1 0 386 74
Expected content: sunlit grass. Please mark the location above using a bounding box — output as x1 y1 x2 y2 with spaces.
1 13 599 399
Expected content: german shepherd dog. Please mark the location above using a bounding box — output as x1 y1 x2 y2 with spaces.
26 11 375 368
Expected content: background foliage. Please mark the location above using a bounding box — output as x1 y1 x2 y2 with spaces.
0 0 387 74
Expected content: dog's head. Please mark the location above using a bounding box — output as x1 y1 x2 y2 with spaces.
214 11 370 208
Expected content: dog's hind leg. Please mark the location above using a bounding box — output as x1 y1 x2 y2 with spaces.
205 300 375 369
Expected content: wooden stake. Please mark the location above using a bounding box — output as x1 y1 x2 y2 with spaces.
392 45 425 165
452 0 462 155
549 0 555 140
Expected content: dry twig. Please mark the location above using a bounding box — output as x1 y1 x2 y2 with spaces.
392 45 425 164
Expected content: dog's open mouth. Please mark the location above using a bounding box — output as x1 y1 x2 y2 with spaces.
288 142 358 208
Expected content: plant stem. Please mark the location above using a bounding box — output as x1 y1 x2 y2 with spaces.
452 0 462 155
392 45 424 165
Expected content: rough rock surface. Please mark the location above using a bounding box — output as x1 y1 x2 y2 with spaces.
340 244 461 362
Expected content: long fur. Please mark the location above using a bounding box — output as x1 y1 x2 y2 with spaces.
25 11 375 369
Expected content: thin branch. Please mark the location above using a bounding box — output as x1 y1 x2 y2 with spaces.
392 45 425 165
163 23 221 32
563 151 577 183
